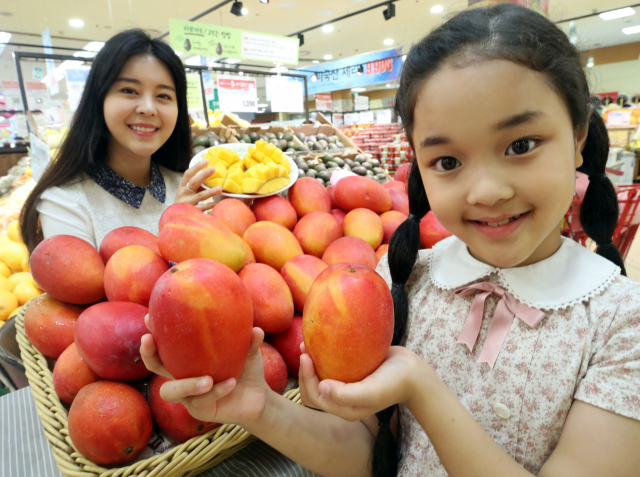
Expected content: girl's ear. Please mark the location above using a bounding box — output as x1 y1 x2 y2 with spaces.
574 126 588 168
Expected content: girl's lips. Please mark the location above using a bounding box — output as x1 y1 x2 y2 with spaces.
468 211 530 239
128 124 159 137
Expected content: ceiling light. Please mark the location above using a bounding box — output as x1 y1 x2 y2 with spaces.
322 24 334 33
0 32 11 44
260 0 269 3
311 75 318 82
231 1 243 16
323 54 333 60
225 58 242 64
69 19 84 27
383 2 395 20
600 7 635 21
312 60 319 63
238 71 244 75
384 39 394 46
431 5 444 14
352 87 366 92
586 57 595 68
270 66 289 72
298 33 304 46
241 7 249 14
623 25 640 34
386 84 391 88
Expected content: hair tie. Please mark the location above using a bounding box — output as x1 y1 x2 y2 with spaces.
589 172 608 181
407 214 419 223
597 240 613 246
392 283 405 290
378 420 390 429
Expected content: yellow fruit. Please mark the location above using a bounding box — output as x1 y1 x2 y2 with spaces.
0 262 10 279
7 221 22 243
13 281 44 306
21 255 30 272
0 289 18 321
8 272 35 289
0 241 28 272
0 276 14 292
257 177 291 195
242 178 266 194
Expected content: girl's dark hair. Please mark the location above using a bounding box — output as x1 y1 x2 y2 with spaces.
21 29 191 252
376 4 626 475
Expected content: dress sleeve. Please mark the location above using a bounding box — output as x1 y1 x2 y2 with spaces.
574 281 640 421
37 187 97 249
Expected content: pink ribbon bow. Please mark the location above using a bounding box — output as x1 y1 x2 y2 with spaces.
455 283 545 369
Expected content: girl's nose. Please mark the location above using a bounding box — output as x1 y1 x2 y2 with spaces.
466 170 514 206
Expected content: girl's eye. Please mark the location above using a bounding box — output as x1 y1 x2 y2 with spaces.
432 157 461 172
121 88 137 95
158 94 173 100
506 138 538 156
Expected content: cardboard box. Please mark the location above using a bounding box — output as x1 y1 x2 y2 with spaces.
292 124 364 154
191 125 239 144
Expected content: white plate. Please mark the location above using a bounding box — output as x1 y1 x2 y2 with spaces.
189 143 299 199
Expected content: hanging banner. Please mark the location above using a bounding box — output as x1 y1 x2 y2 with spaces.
42 28 59 95
217 75 258 112
315 94 332 111
271 77 304 113
170 19 299 65
301 47 403 95
66 68 90 111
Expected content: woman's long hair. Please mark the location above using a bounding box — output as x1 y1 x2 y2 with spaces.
21 29 191 252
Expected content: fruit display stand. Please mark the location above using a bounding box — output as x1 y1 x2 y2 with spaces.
292 124 363 155
15 302 304 477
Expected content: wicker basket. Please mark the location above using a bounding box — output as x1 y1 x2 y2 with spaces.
15 303 303 477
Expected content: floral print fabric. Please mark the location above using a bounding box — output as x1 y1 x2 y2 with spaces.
375 249 640 476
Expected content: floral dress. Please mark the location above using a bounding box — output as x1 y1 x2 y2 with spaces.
375 236 640 476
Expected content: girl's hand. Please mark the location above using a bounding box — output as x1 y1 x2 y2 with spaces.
298 343 423 422
140 316 271 428
174 159 223 211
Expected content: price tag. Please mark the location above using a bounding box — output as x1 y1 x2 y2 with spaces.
376 109 392 125
607 110 632 127
271 77 304 113
217 75 258 113
315 94 333 111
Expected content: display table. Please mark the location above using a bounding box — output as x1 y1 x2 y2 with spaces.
0 387 318 477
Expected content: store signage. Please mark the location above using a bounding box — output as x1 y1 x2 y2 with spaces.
170 19 299 65
468 0 548 14
354 95 369 111
66 68 90 111
2 81 23 110
359 111 374 124
315 94 332 111
42 28 59 95
606 110 632 127
26 82 52 111
271 77 304 113
376 109 393 125
301 47 403 95
345 112 360 126
217 75 258 112
186 73 204 111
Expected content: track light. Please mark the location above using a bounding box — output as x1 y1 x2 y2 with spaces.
383 2 395 20
231 1 243 16
260 0 269 3
298 33 304 46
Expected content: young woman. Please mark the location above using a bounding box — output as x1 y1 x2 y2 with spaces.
141 5 640 476
21 29 221 252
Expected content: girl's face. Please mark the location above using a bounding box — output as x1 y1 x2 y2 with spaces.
103 55 178 160
413 60 587 268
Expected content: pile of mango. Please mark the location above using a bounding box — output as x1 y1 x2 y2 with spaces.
203 141 291 195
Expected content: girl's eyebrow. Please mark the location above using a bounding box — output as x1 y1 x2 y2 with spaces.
494 110 544 130
114 77 176 92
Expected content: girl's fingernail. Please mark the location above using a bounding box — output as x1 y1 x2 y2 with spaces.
198 377 209 389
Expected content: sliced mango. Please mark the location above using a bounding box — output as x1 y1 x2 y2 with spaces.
205 177 225 188
257 177 291 195
242 178 266 194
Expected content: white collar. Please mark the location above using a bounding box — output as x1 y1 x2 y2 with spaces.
429 236 621 311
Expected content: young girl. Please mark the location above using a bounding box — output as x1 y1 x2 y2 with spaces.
141 4 640 476
20 29 221 252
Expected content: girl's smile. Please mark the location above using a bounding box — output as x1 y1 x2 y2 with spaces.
128 122 160 137
413 59 588 269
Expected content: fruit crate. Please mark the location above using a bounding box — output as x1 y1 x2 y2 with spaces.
15 302 304 477
292 124 364 155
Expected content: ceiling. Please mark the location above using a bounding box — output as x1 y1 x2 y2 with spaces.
1 0 639 80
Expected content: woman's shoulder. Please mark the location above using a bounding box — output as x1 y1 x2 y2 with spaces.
40 173 91 203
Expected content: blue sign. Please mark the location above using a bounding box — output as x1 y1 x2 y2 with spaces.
300 47 403 95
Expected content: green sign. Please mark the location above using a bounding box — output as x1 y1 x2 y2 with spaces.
209 87 219 111
170 19 299 65
186 73 203 110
